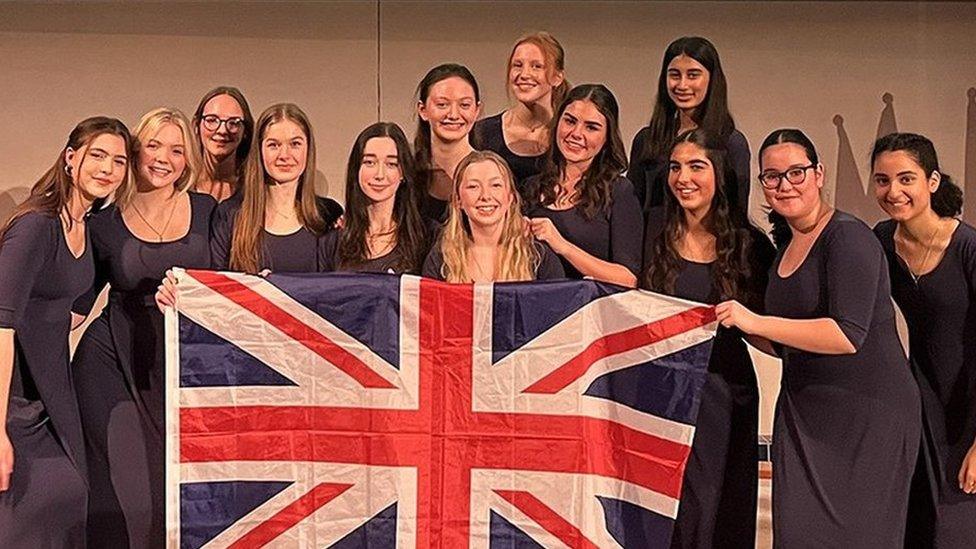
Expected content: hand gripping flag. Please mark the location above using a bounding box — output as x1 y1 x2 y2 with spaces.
165 269 716 548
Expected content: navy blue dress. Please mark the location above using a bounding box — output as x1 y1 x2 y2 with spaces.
472 113 546 189
210 192 342 272
0 212 92 547
875 219 976 547
765 211 920 547
319 229 424 275
421 240 565 281
642 211 775 548
71 192 216 548
524 175 643 280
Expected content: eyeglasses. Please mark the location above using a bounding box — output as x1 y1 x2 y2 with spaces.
758 164 816 189
201 115 245 134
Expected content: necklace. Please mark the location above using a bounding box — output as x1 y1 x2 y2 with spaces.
267 202 297 221
61 207 86 225
509 109 547 134
898 222 943 283
468 250 496 282
131 195 179 242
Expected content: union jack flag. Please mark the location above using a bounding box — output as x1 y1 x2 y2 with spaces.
165 270 716 548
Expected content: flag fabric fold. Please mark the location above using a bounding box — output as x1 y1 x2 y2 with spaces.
166 269 716 548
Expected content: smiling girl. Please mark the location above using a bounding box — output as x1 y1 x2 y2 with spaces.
414 64 482 224
0 117 131 545
472 32 568 188
70 108 211 548
629 37 749 217
191 86 254 202
871 133 976 547
423 151 562 282
523 84 642 287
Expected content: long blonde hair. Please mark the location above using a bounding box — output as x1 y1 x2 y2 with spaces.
117 107 201 208
439 151 539 282
230 103 326 273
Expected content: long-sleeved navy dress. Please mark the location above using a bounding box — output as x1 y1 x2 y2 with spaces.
0 212 92 547
765 211 920 547
523 175 643 280
210 192 342 272
875 219 976 547
319 228 424 275
641 210 775 548
628 128 751 217
472 113 545 190
71 192 216 548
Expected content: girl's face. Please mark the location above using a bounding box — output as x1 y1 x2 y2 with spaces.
556 99 607 168
457 160 513 230
137 123 187 191
261 118 307 186
509 42 562 105
418 76 480 144
873 150 939 222
759 143 824 222
198 94 246 160
666 54 710 113
358 136 402 204
668 141 716 216
65 133 128 202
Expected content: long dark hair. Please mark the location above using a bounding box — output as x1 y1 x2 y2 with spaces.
871 132 962 218
413 64 480 192
643 129 754 303
759 128 820 249
530 84 628 219
230 103 325 273
192 85 255 180
340 122 429 273
1 116 133 240
636 36 735 167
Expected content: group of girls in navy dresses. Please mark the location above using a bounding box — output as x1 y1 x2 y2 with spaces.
0 29 972 549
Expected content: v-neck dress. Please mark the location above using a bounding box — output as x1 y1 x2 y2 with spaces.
875 219 976 547
472 112 546 190
0 212 93 546
764 210 920 547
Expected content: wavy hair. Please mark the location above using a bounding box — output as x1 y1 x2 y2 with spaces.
229 103 326 273
529 84 627 219
635 36 735 167
1 116 133 239
118 107 201 208
643 129 756 305
439 151 539 282
340 122 429 273
192 85 254 184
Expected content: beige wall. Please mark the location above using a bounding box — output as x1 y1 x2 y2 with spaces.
3 1 975 435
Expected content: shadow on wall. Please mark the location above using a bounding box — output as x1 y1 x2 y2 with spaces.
0 187 30 226
833 88 976 227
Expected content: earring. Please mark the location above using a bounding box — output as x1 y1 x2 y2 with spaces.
64 164 73 176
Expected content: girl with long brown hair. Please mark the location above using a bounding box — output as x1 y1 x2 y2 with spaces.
423 151 562 282
0 116 131 545
413 64 482 224
524 84 642 287
321 122 429 274
209 103 342 274
641 129 774 548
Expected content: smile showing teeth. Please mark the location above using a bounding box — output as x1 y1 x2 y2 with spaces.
149 166 171 176
475 205 497 213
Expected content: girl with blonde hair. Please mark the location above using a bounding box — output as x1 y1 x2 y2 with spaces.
423 150 563 282
71 107 214 547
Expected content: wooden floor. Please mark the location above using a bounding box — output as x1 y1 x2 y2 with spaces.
757 477 772 548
